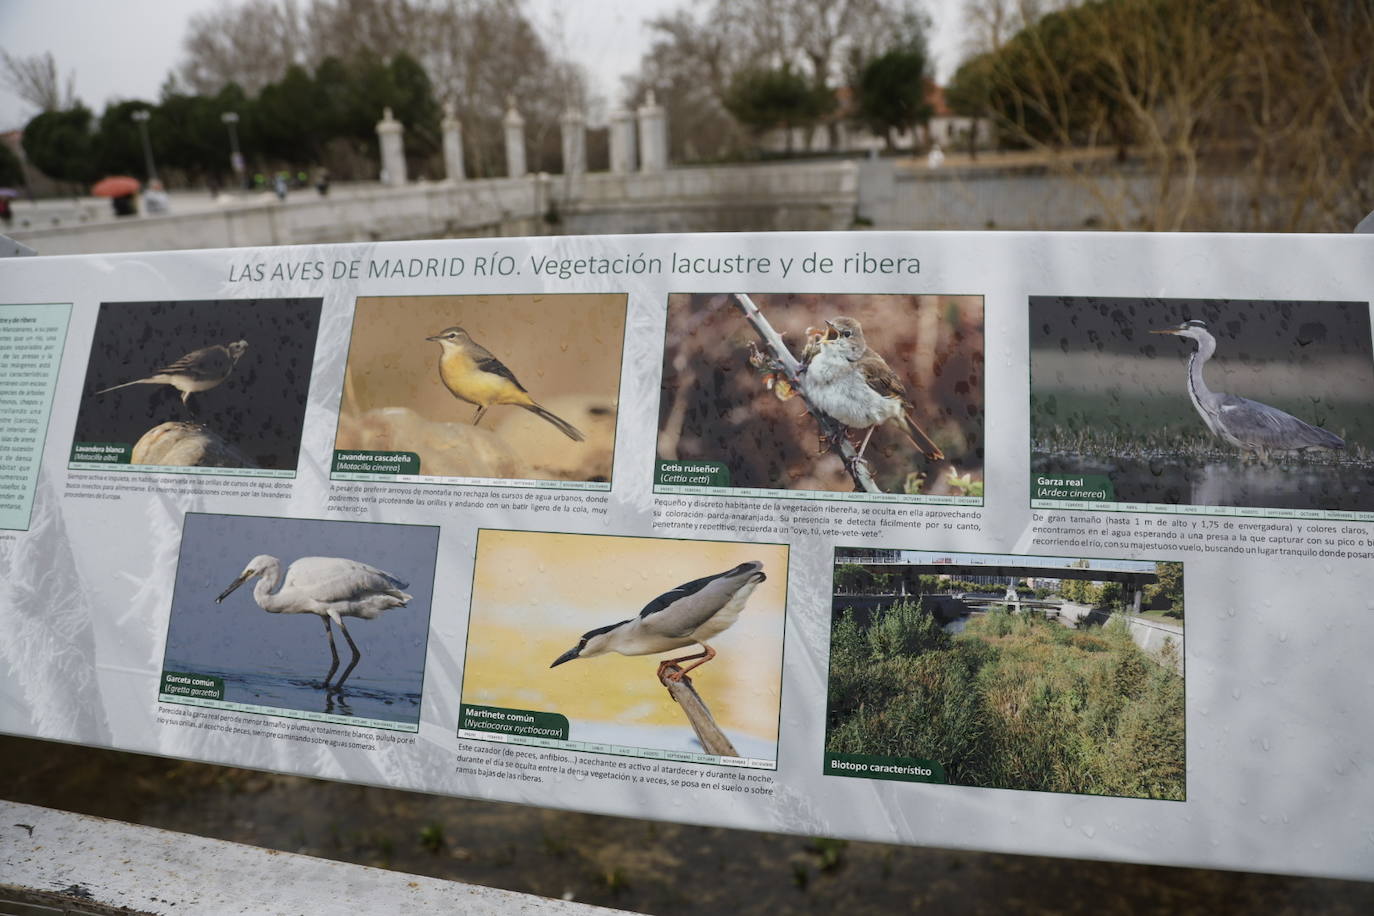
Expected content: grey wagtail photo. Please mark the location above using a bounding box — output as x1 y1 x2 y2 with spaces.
426 326 585 441
657 293 984 499
334 293 626 484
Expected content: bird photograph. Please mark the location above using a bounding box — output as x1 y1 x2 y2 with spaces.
334 293 624 484
161 513 438 727
72 298 323 472
1030 297 1374 512
657 293 983 497
462 531 788 761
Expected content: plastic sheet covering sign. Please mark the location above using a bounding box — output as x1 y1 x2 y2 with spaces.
1 231 1372 882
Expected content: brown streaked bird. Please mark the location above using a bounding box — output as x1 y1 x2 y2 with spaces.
425 326 585 441
801 316 944 461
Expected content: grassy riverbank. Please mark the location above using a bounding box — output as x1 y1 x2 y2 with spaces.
826 602 1185 800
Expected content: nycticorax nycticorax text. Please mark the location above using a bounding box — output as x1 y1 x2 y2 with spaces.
215 555 412 692
550 561 766 681
1152 319 1344 459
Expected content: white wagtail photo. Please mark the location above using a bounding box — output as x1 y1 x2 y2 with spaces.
70 298 323 474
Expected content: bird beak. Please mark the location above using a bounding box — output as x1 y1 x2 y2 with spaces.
215 572 250 604
425 334 441 341
550 646 580 668
1150 328 1180 335
823 320 840 340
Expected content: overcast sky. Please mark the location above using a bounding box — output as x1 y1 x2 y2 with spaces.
0 0 968 132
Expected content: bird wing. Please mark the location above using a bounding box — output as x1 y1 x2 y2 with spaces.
1220 395 1344 449
637 571 735 639
155 345 232 382
282 557 410 603
856 349 912 407
473 353 528 393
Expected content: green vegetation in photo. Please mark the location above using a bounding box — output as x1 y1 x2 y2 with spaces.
825 600 1184 800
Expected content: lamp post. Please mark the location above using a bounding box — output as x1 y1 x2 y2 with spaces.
131 109 158 183
221 111 244 186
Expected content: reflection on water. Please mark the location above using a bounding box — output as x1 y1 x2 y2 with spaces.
1035 453 1374 511
166 660 422 725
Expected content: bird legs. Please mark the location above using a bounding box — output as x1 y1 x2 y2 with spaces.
657 644 716 683
321 617 362 692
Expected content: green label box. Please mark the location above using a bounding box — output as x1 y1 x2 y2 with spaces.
459 704 570 741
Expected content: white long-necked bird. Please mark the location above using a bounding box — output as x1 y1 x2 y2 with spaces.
550 561 767 681
215 554 412 692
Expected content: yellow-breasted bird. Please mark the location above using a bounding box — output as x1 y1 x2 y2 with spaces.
425 326 585 441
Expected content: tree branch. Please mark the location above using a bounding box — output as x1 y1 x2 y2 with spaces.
658 664 739 757
727 292 882 493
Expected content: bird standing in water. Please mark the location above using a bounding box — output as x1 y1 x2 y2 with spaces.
97 339 248 414
1151 319 1345 460
426 326 584 441
550 561 767 681
215 555 412 692
802 317 943 461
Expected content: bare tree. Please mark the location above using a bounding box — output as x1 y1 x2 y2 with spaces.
0 51 76 112
177 0 308 95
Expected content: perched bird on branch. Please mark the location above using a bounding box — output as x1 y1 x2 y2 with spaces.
550 561 766 681
802 317 943 461
96 339 248 413
427 326 584 441
1152 319 1345 460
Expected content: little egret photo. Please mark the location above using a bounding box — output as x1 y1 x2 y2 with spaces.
1029 296 1374 516
460 530 789 766
160 512 438 731
825 548 1185 800
655 293 984 502
333 293 626 487
69 298 323 475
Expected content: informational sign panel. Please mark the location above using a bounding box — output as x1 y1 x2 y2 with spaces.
1 232 1371 882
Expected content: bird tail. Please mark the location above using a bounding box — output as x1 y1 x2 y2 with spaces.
95 378 149 396
901 413 944 461
525 403 585 441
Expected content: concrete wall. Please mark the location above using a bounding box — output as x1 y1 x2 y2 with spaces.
12 162 860 256
858 158 1158 230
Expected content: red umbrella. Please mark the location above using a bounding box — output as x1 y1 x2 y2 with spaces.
91 176 140 197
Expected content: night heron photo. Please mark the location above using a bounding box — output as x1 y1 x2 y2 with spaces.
550 561 767 680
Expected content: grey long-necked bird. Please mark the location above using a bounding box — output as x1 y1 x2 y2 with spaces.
1152 319 1344 460
550 561 767 681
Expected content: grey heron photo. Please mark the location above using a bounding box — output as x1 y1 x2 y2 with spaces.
1029 297 1374 514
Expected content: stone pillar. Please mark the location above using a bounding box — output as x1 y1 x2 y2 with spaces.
375 107 407 186
608 108 636 174
503 97 526 179
441 102 465 182
637 90 667 173
560 108 586 177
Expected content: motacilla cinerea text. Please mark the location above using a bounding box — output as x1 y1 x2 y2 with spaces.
426 326 585 441
97 339 249 413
